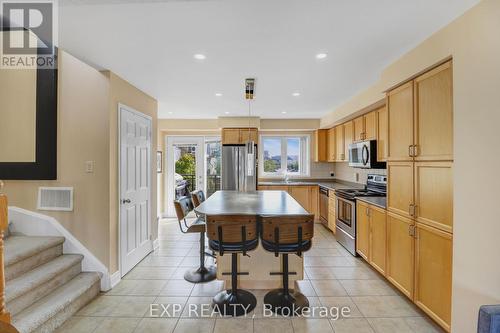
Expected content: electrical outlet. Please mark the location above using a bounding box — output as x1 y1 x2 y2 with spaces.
330 172 335 177
85 161 95 173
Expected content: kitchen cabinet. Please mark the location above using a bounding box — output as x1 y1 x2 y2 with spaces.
353 116 364 142
356 201 370 260
414 61 453 161
328 190 336 233
386 212 415 299
356 201 387 274
259 185 319 219
414 223 452 331
376 106 388 161
370 205 387 275
258 185 289 191
387 162 414 219
314 129 328 162
343 121 354 160
222 128 258 145
335 125 345 161
387 81 414 161
415 162 453 233
310 186 319 218
353 111 377 142
327 128 336 162
289 186 311 212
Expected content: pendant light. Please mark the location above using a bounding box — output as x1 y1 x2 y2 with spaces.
245 78 255 176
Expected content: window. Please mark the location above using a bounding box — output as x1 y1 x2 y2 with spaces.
260 135 310 177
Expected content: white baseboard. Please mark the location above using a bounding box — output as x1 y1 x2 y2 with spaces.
110 270 121 289
8 207 112 291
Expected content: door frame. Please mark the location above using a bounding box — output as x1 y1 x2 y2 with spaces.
118 103 153 277
165 136 205 217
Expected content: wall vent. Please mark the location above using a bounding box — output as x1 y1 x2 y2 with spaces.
37 187 74 212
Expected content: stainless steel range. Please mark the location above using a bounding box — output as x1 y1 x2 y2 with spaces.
335 174 387 256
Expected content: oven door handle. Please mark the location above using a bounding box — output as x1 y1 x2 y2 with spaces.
362 145 369 166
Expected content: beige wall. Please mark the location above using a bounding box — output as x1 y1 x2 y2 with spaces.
105 72 158 274
321 1 500 331
0 68 37 162
3 50 112 267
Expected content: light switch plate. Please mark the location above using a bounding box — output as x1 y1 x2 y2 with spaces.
85 161 94 173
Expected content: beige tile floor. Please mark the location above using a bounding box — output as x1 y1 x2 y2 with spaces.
57 217 444 333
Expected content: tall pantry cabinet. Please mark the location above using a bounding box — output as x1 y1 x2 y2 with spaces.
386 60 453 332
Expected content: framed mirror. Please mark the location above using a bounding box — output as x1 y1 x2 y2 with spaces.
0 56 58 180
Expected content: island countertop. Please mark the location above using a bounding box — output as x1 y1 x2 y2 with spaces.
194 190 309 216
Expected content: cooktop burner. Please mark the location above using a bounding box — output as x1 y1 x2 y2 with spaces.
335 174 387 200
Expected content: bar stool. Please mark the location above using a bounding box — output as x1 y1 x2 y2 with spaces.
206 215 259 316
174 196 216 283
260 214 314 315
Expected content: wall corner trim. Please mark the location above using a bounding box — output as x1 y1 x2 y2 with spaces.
110 270 121 289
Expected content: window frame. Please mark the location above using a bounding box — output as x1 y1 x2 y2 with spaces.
259 134 310 178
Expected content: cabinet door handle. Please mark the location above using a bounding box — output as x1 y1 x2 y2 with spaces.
408 145 412 157
413 145 418 157
409 204 416 217
408 225 416 237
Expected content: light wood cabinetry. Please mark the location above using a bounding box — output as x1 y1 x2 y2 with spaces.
327 128 336 162
415 162 453 233
222 128 258 145
356 201 370 260
386 212 415 299
376 106 388 161
356 201 386 275
415 223 452 331
353 116 364 142
353 111 377 142
387 81 414 161
328 190 336 233
258 185 319 219
314 129 328 162
387 162 414 218
335 125 344 161
310 186 319 219
289 186 311 212
414 62 453 161
258 185 289 191
343 121 353 159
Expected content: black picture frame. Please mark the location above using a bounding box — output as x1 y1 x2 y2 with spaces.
157 151 163 173
0 53 58 180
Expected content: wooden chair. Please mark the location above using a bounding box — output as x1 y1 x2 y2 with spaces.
173 196 216 283
206 215 259 317
191 190 206 208
260 214 314 315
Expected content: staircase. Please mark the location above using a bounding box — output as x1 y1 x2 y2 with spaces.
4 235 101 333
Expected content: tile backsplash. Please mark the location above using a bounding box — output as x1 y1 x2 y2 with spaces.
333 162 387 184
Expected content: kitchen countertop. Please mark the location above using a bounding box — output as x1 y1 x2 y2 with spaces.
258 179 364 191
356 196 387 209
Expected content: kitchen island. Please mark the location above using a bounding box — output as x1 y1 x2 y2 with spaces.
195 190 310 289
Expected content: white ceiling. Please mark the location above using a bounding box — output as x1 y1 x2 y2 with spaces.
58 0 478 119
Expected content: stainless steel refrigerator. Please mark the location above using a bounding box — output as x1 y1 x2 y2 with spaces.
222 144 257 191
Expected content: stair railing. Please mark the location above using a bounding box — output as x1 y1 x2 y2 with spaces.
0 180 11 325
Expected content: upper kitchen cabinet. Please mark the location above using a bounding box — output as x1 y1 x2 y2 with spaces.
387 81 414 161
353 111 377 142
314 129 328 162
335 125 345 161
343 121 354 160
376 106 388 161
222 128 258 145
414 61 453 161
327 128 336 162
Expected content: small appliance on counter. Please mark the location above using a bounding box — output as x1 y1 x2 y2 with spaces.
334 174 387 256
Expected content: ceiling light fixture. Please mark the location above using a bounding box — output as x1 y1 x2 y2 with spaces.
215 93 223 97
316 53 328 59
292 92 301 97
193 54 206 60
281 111 287 114
168 111 173 114
225 111 230 114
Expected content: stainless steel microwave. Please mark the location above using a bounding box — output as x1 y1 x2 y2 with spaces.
348 140 386 169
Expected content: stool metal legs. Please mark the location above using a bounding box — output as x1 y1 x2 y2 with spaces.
264 254 309 315
184 232 217 283
212 253 257 317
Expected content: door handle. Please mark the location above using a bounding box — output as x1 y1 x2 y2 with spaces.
122 199 131 204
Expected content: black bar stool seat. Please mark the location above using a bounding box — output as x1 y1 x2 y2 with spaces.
206 215 258 317
261 214 315 316
174 196 216 283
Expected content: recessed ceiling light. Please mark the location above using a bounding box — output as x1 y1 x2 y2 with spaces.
316 53 328 59
193 54 206 60
292 92 300 97
225 111 230 114
168 111 173 114
215 93 223 97
281 111 287 114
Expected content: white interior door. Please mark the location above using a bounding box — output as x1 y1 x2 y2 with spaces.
119 104 153 276
165 136 204 217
